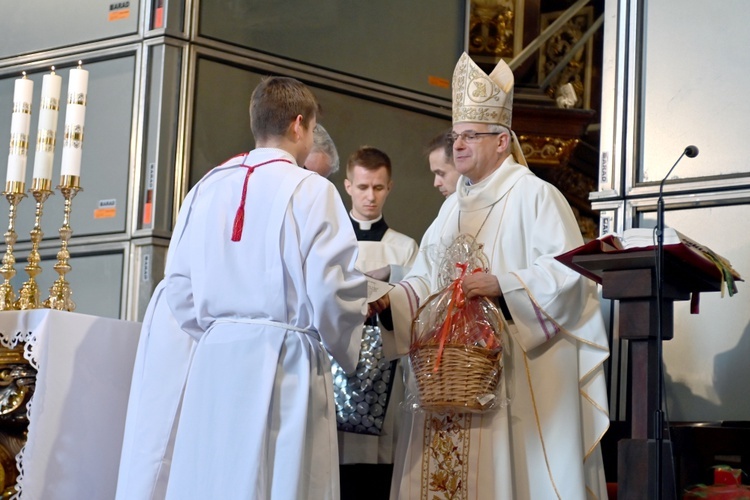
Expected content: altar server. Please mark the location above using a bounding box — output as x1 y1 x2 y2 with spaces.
116 116 344 499
125 76 366 500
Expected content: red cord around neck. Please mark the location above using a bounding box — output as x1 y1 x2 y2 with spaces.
231 158 292 241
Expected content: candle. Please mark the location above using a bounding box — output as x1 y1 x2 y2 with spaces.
67 66 88 105
60 62 89 179
31 67 62 182
6 73 34 186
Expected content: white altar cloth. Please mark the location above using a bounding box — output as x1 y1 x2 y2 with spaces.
0 309 140 500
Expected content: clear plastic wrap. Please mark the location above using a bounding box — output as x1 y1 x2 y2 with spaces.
409 234 507 413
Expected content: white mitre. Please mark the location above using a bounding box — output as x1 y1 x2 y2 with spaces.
452 52 528 166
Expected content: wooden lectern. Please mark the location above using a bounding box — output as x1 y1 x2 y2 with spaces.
563 248 724 500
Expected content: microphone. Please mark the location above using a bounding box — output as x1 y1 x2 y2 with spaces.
660 145 699 192
684 145 699 158
653 144 698 499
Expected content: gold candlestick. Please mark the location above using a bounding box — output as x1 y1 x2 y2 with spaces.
43 175 81 312
0 182 27 311
16 178 54 310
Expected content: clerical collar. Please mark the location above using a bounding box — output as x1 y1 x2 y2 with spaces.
350 213 389 241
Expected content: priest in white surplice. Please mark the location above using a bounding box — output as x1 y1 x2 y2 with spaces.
338 146 419 498
157 77 367 499
376 53 610 499
115 122 344 500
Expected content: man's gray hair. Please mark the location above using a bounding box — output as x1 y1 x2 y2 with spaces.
313 124 339 175
487 124 510 136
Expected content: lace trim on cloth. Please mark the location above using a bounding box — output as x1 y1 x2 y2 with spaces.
1 328 40 499
420 412 472 500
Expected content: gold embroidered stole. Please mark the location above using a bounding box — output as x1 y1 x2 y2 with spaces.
420 411 472 500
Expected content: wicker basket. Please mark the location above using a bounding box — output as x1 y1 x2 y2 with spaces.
410 343 502 412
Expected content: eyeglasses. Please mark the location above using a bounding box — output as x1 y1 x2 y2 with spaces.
449 131 503 143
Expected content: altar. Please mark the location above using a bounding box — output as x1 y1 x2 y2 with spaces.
0 309 140 499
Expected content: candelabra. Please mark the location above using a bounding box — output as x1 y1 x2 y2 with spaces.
43 175 80 312
15 178 54 310
0 182 27 310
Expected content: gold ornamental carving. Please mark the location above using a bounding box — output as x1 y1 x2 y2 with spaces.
539 7 595 108
0 345 35 497
469 0 517 58
518 135 579 166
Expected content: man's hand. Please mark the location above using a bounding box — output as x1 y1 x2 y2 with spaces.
367 294 390 317
461 272 502 300
365 265 391 282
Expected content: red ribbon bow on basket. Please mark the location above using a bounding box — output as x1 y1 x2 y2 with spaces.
433 262 484 373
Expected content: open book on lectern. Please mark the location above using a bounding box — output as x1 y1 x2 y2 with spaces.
555 227 742 296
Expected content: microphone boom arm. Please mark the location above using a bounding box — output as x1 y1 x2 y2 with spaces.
653 144 698 499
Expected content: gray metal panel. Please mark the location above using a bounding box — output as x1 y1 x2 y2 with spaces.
11 246 126 320
188 56 451 242
163 0 188 36
0 0 141 60
195 0 464 100
0 53 137 241
146 0 188 38
127 238 169 321
593 0 626 199
138 42 184 235
638 0 750 185
633 202 750 421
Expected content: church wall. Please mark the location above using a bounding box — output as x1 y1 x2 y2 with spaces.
596 0 750 422
183 49 452 241
0 0 464 320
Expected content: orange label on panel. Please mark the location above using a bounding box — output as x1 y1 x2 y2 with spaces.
94 208 117 219
143 202 153 225
109 9 130 21
153 7 164 28
109 1 131 21
96 199 117 219
428 76 450 89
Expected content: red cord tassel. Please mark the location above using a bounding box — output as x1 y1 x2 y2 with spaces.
231 206 245 242
228 157 293 242
231 166 254 242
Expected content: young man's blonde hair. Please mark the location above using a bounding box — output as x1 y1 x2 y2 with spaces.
249 76 320 142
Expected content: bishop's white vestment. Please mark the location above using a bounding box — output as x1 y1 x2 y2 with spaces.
163 148 367 500
384 157 610 499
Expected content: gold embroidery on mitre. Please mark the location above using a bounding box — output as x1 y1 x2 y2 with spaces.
472 81 488 99
420 411 472 500
452 52 514 128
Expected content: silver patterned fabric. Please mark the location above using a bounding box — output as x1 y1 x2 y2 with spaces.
331 324 396 435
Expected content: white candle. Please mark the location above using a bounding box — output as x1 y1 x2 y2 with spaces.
6 74 34 185
67 66 88 106
32 68 62 182
60 63 89 178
